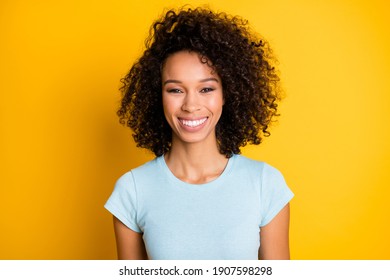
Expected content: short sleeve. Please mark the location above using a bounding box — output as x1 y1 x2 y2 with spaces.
259 163 294 227
104 171 142 233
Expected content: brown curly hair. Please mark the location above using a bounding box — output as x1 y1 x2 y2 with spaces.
118 7 281 158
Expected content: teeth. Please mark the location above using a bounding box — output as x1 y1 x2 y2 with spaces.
180 118 207 127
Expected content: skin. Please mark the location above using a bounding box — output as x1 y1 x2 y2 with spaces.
161 51 228 184
113 217 148 260
113 51 291 260
259 204 291 259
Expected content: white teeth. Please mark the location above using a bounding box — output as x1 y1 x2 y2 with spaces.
180 118 207 127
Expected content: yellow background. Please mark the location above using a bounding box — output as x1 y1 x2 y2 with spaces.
1 0 389 259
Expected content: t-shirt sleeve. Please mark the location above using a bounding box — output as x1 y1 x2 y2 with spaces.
104 171 142 233
259 163 294 227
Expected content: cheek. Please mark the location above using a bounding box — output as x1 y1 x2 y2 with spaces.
162 95 179 115
208 95 224 113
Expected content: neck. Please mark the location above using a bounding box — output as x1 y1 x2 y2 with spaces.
164 139 228 184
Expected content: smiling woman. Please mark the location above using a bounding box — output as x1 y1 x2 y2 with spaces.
162 51 224 148
104 7 294 260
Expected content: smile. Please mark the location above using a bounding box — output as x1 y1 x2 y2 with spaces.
179 117 208 128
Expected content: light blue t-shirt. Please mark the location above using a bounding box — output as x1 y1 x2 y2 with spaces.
105 154 293 260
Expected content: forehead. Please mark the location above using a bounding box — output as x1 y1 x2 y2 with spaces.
161 51 218 80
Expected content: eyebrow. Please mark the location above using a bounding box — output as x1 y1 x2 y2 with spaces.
163 77 219 85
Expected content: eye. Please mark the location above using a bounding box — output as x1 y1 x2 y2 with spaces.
167 88 183 94
200 87 214 93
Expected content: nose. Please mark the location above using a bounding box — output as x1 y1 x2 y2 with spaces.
181 92 200 113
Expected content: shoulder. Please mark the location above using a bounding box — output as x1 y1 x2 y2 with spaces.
113 157 166 196
231 155 290 195
117 157 160 182
112 157 159 192
232 154 273 179
233 154 284 177
233 154 265 170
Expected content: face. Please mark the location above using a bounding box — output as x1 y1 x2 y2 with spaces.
161 51 223 146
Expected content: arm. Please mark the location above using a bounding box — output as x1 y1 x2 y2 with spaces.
113 216 148 260
258 203 291 260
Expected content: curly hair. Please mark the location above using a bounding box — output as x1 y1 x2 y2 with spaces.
118 7 281 158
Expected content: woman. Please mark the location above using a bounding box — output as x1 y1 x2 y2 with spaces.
105 7 294 260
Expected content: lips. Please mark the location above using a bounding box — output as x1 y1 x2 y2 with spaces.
178 117 208 128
